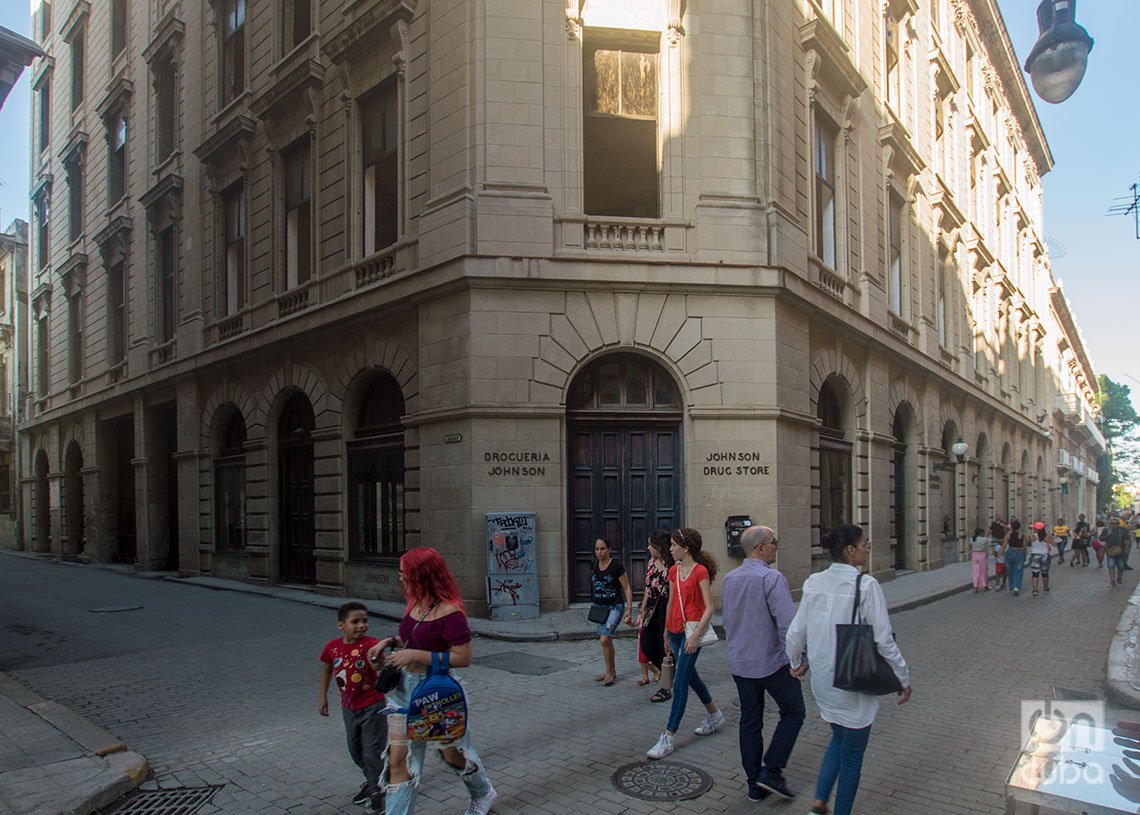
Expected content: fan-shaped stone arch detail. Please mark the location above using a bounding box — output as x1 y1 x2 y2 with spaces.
328 338 419 418
533 291 716 405
808 349 866 423
887 380 925 445
261 363 330 430
201 380 260 449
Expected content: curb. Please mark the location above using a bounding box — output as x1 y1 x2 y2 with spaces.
0 672 148 815
3 549 985 644
1106 581 1140 711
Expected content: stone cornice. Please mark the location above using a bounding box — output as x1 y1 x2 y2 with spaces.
60 1 90 44
324 0 414 63
963 0 1052 175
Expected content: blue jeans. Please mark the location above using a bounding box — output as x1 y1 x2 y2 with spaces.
666 630 713 734
733 665 805 787
814 723 871 815
382 671 493 815
596 602 625 638
1006 549 1026 592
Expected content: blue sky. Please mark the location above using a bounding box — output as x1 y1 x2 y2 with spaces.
0 1 1135 411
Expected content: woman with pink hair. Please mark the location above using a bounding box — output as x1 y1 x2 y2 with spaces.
369 548 497 815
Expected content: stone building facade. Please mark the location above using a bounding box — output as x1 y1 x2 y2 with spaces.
21 0 1105 612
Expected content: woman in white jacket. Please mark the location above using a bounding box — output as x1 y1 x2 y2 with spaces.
786 524 912 815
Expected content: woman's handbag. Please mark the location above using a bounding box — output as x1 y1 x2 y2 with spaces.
587 603 611 625
376 603 437 694
833 573 903 696
675 568 718 647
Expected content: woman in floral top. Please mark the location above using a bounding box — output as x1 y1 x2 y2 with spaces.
637 529 674 703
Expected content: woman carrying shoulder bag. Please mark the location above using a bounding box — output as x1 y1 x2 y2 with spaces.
786 524 912 815
646 528 725 760
369 548 497 815
637 529 674 702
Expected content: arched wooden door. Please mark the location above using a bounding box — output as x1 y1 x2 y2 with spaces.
567 355 682 602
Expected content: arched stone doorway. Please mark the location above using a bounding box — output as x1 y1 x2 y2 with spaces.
891 403 917 570
999 442 1012 520
34 449 50 553
939 422 961 564
278 391 316 584
63 442 84 558
346 372 406 558
975 433 991 531
566 354 682 602
816 377 852 542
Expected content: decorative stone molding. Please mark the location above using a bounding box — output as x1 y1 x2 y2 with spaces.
194 113 256 179
30 281 52 319
30 56 54 91
801 16 867 102
879 115 924 179
94 75 132 125
323 0 414 62
60 1 90 44
58 127 88 166
57 253 87 296
94 215 132 268
665 0 685 46
565 0 583 41
251 55 324 127
139 173 183 232
142 8 185 69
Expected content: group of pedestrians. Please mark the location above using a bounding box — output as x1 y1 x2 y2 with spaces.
586 524 911 815
314 508 1134 815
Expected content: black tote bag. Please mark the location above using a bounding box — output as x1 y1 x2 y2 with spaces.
832 573 903 696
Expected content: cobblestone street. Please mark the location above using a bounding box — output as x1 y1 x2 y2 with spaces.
0 554 1131 815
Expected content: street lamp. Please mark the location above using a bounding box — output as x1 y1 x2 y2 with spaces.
932 438 970 472
1024 0 1094 104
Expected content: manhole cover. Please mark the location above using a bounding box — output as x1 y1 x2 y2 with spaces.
104 787 219 815
89 605 143 613
478 650 575 676
612 760 713 801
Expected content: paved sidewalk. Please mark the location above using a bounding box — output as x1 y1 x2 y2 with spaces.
0 672 146 815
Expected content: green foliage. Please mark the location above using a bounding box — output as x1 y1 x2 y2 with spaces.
1096 375 1140 510
1112 483 1137 511
1096 374 1139 440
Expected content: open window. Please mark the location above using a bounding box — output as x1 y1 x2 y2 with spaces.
361 81 398 254
582 30 659 218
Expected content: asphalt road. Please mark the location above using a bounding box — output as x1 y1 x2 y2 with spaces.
0 554 1131 814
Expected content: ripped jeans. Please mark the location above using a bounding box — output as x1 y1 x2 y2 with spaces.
381 670 493 815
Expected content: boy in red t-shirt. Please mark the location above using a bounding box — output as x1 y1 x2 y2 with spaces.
319 602 387 812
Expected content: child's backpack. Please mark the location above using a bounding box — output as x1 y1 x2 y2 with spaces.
404 651 467 743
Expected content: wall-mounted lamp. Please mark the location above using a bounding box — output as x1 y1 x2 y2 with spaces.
932 438 970 472
1049 475 1070 493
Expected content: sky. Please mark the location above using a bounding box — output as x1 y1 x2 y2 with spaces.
0 1 1135 412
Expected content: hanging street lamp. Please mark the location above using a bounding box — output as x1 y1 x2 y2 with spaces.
1024 0 1094 104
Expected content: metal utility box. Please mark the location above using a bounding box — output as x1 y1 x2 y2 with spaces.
485 512 539 621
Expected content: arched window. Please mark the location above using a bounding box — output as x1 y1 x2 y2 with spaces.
215 409 247 550
349 373 406 558
817 379 851 538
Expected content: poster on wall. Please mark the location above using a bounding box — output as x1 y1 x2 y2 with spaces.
485 512 539 620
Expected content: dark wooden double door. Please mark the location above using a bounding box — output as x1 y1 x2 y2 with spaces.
569 425 681 602
280 443 316 584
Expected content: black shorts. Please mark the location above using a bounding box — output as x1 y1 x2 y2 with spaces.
1072 540 1089 550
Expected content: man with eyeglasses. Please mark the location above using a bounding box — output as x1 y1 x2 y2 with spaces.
721 524 805 802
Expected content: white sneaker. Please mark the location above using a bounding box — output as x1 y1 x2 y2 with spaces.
694 709 725 735
647 732 674 759
465 787 497 815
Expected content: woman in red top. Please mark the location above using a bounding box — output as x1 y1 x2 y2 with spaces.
369 548 497 815
646 528 725 759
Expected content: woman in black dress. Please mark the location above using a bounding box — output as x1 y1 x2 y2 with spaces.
637 529 674 702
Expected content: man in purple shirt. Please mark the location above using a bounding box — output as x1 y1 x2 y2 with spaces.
721 524 805 802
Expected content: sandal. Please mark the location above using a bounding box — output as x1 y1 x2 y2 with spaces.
650 688 672 703
602 674 615 686
637 678 651 686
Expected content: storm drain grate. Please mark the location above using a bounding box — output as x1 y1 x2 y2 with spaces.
612 760 713 801
104 787 220 815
